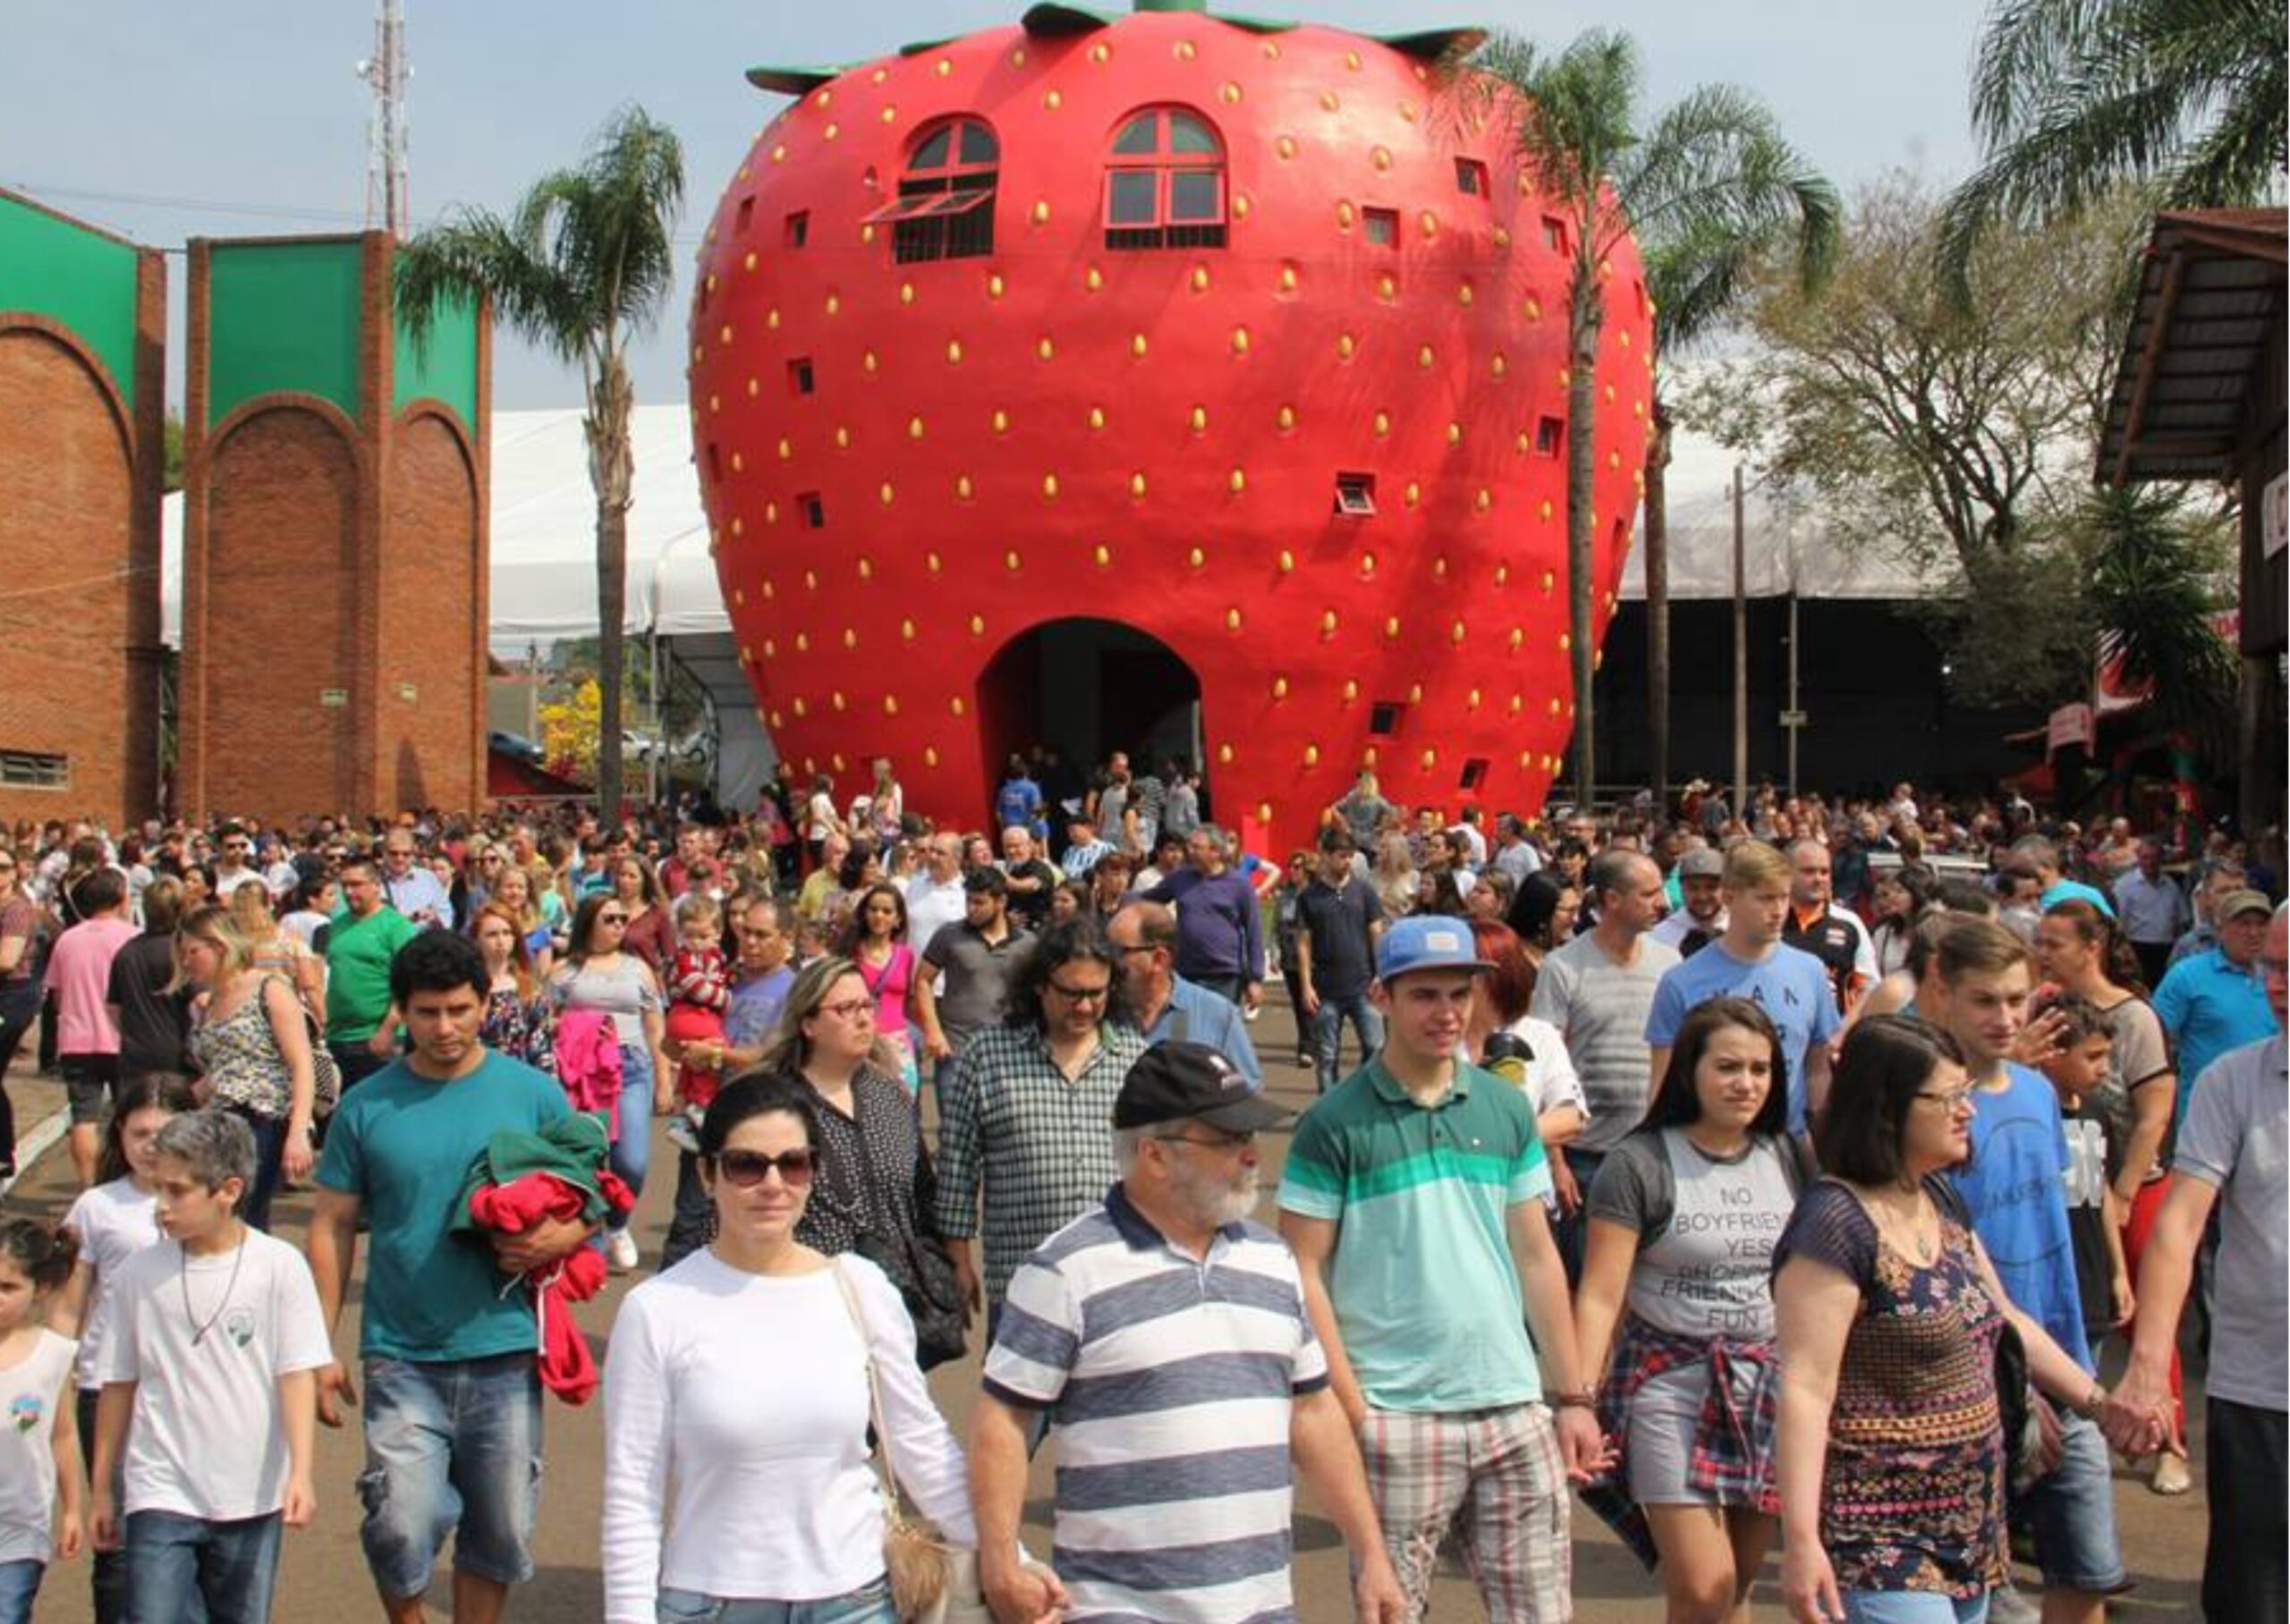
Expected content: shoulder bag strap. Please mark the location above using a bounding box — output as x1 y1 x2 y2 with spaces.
830 1258 914 1529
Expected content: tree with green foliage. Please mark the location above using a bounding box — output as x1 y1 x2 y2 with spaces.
1939 0 2285 296
1678 177 2150 706
397 106 684 824
1448 30 1838 806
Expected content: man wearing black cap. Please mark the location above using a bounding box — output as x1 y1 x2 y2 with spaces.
921 867 1033 1060
972 1043 1405 1624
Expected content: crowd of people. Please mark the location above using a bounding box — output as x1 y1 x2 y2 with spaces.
0 757 2273 1624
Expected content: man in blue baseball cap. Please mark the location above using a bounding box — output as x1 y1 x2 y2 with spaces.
1277 916 1605 1618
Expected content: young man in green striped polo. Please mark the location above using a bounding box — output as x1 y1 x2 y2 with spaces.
1279 915 1604 1621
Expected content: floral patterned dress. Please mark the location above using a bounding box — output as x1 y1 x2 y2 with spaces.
1771 1176 2008 1600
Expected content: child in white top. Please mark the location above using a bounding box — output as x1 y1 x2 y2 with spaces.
51 1077 190 1624
89 1111 329 1624
0 1219 85 1624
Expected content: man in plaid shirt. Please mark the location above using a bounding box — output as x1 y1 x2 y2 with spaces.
934 918 1149 1326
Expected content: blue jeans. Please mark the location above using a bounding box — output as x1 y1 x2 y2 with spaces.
1844 1594 1987 1623
357 1353 542 1601
655 1577 895 1623
0 1559 41 1624
608 1045 654 1234
1310 991 1384 1094
123 1510 282 1624
2012 1404 2124 1592
230 1112 287 1234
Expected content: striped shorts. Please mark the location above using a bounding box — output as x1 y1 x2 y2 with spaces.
1359 1401 1571 1622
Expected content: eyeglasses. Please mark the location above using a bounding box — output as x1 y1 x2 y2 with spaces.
1152 1129 1256 1151
598 912 629 926
1916 1087 1977 1112
711 1147 817 1188
1112 943 1158 957
1047 979 1111 1004
817 998 877 1020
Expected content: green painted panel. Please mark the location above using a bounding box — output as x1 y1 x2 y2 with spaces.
207 240 364 427
0 195 140 410
393 290 478 431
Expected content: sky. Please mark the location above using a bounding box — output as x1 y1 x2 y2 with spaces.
4 0 1994 411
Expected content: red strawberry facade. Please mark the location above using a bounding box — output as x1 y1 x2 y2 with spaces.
689 0 1652 851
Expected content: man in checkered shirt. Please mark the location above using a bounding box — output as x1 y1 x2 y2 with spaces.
934 917 1149 1326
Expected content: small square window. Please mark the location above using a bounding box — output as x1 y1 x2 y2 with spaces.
1455 159 1489 197
1535 416 1565 457
1540 214 1569 253
1459 757 1489 791
1368 702 1404 737
1363 207 1399 247
1335 472 1377 517
788 358 815 396
785 211 810 249
799 492 826 529
735 195 756 234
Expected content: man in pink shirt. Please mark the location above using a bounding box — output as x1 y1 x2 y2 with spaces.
43 867 138 1187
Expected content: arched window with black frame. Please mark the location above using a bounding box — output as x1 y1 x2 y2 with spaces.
866 116 997 264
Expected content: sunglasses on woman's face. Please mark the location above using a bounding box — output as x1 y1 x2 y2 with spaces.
710 1147 817 1188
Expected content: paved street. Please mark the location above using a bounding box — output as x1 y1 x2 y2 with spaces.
2 1003 2206 1620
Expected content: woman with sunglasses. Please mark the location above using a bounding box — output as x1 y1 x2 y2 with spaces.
602 1075 1052 1624
548 894 671 1272
753 960 952 1349
1775 1017 2101 1624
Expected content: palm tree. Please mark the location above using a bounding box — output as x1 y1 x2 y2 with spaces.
398 106 684 824
2082 485 2239 773
1450 32 1839 809
1939 0 2286 295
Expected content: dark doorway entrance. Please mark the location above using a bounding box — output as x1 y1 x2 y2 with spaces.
976 619 1201 805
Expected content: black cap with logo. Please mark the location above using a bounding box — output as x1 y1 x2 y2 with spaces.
1114 1041 1292 1133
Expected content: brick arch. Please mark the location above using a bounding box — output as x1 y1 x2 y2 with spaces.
0 321 136 822
384 405 481 810
201 403 361 821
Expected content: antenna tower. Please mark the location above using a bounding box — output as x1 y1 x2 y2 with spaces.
358 0 411 238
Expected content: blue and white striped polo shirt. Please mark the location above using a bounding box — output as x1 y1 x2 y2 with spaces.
983 1184 1328 1624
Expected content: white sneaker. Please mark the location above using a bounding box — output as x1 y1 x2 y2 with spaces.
606 1228 639 1273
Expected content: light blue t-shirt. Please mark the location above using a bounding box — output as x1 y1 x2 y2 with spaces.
1949 1063 2093 1373
1644 941 1841 1133
2152 949 2280 1117
317 1051 571 1363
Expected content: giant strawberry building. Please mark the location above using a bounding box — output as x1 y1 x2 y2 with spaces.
689 0 1651 849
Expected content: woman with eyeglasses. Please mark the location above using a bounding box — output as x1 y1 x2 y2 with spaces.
602 1075 1045 1624
548 893 671 1272
1271 851 1313 1069
1774 1017 2099 1624
751 959 953 1349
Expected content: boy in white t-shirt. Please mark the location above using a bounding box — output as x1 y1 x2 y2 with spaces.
89 1111 329 1624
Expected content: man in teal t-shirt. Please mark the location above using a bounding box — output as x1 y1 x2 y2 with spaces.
1277 915 1602 1619
309 931 589 1618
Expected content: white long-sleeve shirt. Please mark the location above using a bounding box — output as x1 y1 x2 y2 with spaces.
601 1250 975 1622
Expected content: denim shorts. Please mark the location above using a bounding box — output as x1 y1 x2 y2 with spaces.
1844 1592 1988 1624
656 1577 895 1623
2013 1406 2125 1593
357 1353 542 1600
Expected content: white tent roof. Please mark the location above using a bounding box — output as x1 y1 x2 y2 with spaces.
158 405 1932 648
1615 426 1935 601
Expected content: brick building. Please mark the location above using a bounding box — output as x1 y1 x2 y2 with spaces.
178 231 490 825
0 190 166 831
